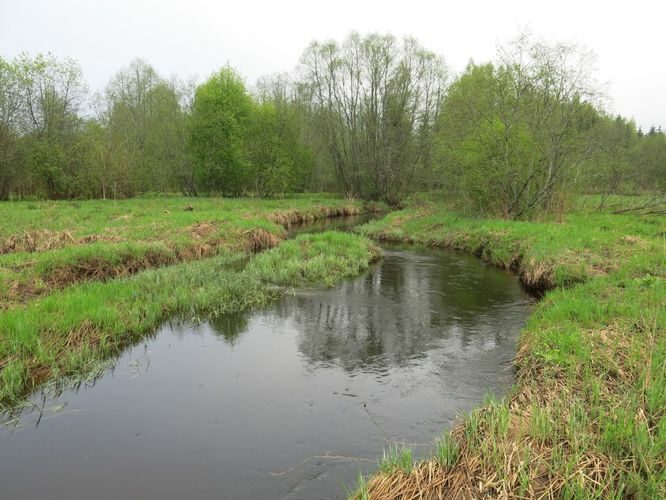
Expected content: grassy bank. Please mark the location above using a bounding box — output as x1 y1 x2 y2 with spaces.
0 196 381 307
355 202 665 498
0 195 381 409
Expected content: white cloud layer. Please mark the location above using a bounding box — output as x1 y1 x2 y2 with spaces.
1 0 664 129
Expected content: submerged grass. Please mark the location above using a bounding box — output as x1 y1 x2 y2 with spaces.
0 194 382 409
354 201 665 498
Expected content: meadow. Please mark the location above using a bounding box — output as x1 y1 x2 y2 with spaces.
1 192 663 498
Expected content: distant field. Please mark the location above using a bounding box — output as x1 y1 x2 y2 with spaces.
0 194 362 245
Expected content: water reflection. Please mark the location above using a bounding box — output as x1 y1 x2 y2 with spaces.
263 248 530 371
209 313 249 345
286 212 383 237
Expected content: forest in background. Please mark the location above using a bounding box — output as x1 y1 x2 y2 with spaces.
0 32 664 218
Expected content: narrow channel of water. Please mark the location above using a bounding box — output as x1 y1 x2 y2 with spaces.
0 217 532 500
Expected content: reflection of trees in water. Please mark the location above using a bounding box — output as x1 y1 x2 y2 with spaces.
198 249 530 370
275 250 530 371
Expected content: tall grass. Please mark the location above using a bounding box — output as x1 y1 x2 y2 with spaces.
0 196 383 306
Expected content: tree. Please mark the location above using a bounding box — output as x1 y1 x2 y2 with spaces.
11 53 88 198
299 33 448 203
583 115 638 202
99 59 190 197
632 127 666 191
189 66 253 195
0 57 23 199
436 34 602 218
250 74 314 195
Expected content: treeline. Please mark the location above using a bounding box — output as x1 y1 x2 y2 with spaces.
434 36 666 216
1 33 664 217
0 56 313 199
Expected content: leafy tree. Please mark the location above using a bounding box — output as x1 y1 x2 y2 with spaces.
632 127 666 191
0 57 23 199
189 66 253 195
249 74 314 195
0 36 662 204
583 115 638 202
10 53 88 198
435 34 602 218
99 59 190 197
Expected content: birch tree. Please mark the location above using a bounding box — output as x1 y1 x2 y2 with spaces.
299 33 448 202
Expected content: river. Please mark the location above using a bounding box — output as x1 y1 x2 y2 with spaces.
0 215 532 499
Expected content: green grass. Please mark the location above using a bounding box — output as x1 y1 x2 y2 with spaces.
0 194 363 240
358 205 664 289
0 231 379 407
0 195 382 409
355 201 665 498
0 195 381 306
378 445 414 475
248 231 381 287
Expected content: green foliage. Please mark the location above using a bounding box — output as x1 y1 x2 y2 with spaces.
187 67 315 197
102 60 192 197
244 99 314 196
0 53 88 199
1 34 663 211
435 34 604 218
189 66 253 195
247 231 378 286
379 445 414 474
300 33 448 203
435 434 460 468
0 56 23 199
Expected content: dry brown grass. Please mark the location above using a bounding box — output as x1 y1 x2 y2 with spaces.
364 460 468 500
243 228 282 253
0 229 121 255
360 316 657 499
44 251 176 289
362 408 617 500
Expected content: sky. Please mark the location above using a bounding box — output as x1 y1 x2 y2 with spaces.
1 0 664 129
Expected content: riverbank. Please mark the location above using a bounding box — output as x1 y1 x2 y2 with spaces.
0 196 382 307
355 201 665 498
0 196 381 409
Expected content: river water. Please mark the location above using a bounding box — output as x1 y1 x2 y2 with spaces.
0 216 532 500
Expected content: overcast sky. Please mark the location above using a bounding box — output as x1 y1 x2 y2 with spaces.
1 0 664 129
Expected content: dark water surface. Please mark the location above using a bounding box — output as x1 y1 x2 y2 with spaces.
0 221 532 500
